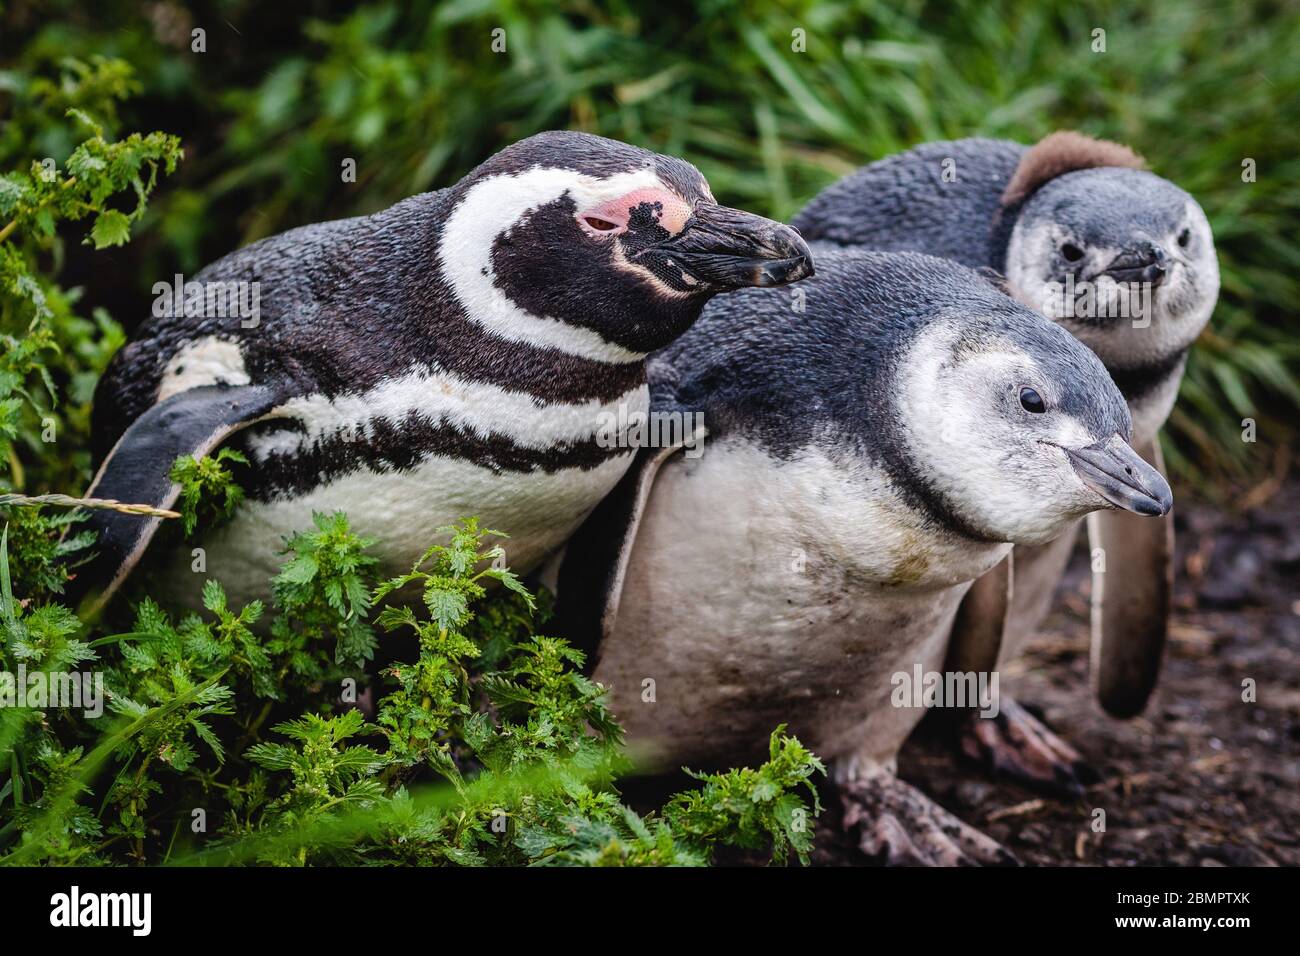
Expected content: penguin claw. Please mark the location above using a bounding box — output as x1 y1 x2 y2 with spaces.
838 771 1018 867
959 697 1100 798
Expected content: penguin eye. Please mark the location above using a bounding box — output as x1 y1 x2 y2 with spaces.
582 216 619 232
1060 243 1084 263
1018 386 1047 414
1177 227 1191 248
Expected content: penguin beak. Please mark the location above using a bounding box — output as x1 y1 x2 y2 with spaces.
1066 435 1173 517
657 203 814 289
1104 242 1169 287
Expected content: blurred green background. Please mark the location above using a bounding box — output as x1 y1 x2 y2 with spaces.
2 0 1297 489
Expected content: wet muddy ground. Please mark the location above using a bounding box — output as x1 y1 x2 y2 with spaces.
816 475 1300 866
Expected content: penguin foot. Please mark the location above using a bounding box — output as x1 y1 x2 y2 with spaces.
958 697 1099 798
838 770 1018 867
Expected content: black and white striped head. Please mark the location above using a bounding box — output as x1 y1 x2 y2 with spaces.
1005 165 1219 370
439 131 812 362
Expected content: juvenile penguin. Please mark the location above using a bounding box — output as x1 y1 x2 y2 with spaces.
558 250 1171 865
794 133 1219 782
77 131 812 615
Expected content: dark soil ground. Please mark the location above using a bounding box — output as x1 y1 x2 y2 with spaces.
816 473 1300 866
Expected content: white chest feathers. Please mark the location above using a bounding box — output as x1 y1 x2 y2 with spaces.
1126 360 1185 449
156 368 649 611
592 437 1009 770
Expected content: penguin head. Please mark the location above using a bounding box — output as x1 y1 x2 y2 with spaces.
1004 167 1219 369
440 131 812 359
656 251 1171 548
895 276 1174 545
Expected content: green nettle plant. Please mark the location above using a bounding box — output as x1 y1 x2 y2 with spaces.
168 448 249 537
1 55 183 598
2 510 826 867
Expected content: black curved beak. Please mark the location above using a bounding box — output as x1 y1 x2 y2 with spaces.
1104 242 1169 287
1067 434 1173 517
660 202 814 289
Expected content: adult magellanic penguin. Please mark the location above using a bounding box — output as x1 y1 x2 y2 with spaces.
75 131 813 616
794 132 1219 787
558 250 1172 865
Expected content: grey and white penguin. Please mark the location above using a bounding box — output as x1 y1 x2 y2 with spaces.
793 132 1219 788
557 249 1172 865
75 131 813 616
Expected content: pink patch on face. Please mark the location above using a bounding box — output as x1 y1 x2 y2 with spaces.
577 187 692 238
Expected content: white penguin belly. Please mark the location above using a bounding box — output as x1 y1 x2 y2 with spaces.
593 439 1008 771
157 453 633 611
1127 368 1183 449
154 373 648 611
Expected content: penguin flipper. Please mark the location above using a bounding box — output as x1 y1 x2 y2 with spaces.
71 384 286 618
556 424 707 672
945 550 1013 675
1087 438 1173 718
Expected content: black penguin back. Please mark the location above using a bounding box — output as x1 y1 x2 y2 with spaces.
792 138 1025 268
91 192 454 463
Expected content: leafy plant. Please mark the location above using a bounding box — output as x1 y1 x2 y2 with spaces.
0 54 182 613
169 448 248 537
244 710 387 865
0 505 93 599
271 511 380 671
663 728 825 865
0 513 826 868
0 54 181 493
